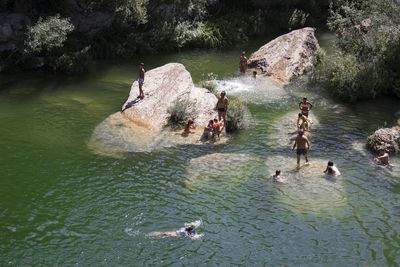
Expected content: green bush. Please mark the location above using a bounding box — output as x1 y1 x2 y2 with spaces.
226 97 250 132
24 15 74 55
166 99 197 128
198 72 218 95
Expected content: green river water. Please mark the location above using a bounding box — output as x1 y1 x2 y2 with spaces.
1 34 400 266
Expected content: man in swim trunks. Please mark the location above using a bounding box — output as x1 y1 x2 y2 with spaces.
292 130 310 165
239 51 248 74
216 91 228 130
138 63 145 99
299 97 313 117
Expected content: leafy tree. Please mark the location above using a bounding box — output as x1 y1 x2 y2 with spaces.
24 14 74 55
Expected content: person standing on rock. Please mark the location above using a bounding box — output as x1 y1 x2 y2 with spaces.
299 97 313 117
138 63 145 99
239 51 248 74
216 91 228 130
292 130 310 165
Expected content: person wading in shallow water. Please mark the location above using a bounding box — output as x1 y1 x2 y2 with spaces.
299 97 313 117
215 91 228 131
292 130 310 165
239 51 248 74
138 63 145 99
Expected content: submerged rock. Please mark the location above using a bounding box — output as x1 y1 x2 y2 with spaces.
366 126 400 154
89 63 222 155
248 27 319 84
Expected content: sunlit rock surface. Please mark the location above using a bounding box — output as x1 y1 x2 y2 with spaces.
366 126 400 154
248 27 319 84
89 63 223 155
122 63 217 130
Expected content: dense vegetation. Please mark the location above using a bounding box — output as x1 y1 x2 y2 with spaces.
312 0 400 101
0 0 331 73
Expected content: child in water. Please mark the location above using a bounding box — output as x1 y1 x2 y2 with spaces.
272 170 284 183
323 161 341 176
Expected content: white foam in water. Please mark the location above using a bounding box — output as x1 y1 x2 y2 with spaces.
215 76 287 104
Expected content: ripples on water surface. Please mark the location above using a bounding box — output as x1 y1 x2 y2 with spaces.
1 48 400 266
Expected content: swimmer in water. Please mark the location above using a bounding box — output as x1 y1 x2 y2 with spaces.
375 149 390 166
323 161 341 176
272 170 284 183
146 221 202 240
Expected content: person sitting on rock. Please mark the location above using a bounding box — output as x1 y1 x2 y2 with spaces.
182 119 195 137
323 161 341 176
272 170 284 183
375 149 390 166
200 120 214 141
239 51 248 74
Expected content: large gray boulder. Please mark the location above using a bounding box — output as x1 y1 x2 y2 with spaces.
89 63 219 155
0 13 30 51
248 27 319 84
366 127 400 154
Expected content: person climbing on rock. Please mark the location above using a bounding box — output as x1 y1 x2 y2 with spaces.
239 51 248 74
216 91 228 130
299 97 313 117
138 63 145 99
292 130 310 165
323 161 341 176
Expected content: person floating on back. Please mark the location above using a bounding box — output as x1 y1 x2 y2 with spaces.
138 63 145 99
215 91 228 131
323 161 341 176
292 130 310 165
239 51 248 74
299 97 313 117
272 170 284 183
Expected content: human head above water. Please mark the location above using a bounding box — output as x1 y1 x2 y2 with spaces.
140 62 144 66
242 51 246 55
275 170 281 175
302 97 307 101
327 161 334 167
